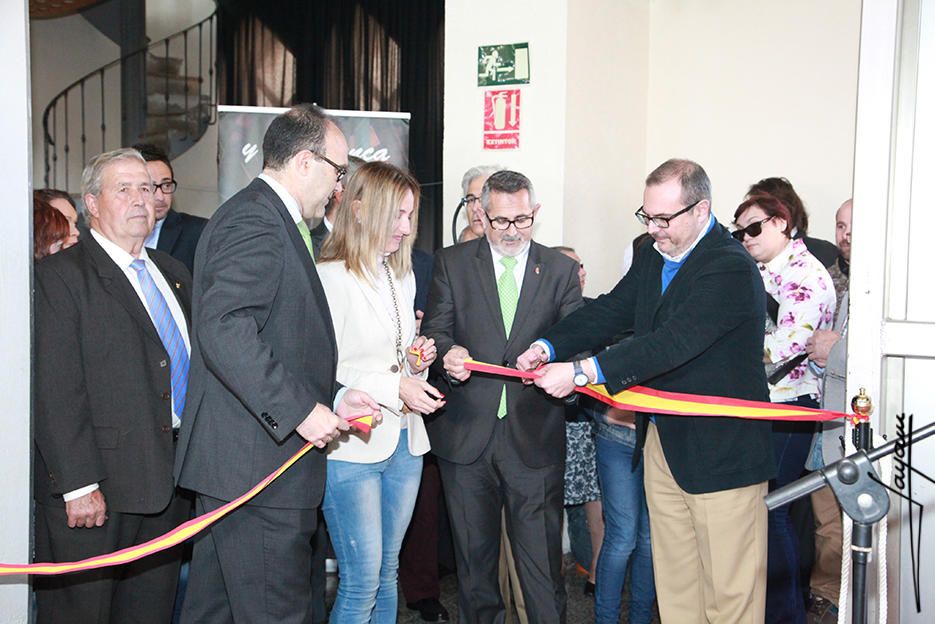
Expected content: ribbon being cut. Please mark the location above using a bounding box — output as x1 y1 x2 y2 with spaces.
2 359 858 577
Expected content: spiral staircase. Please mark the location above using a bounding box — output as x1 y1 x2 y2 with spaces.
38 2 217 192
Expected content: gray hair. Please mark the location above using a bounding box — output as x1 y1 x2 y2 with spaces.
645 159 711 205
481 170 538 211
460 164 504 196
81 148 147 197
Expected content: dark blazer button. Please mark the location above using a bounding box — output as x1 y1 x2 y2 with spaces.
502 359 510 367
161 425 171 433
270 421 278 430
162 391 171 400
390 364 399 373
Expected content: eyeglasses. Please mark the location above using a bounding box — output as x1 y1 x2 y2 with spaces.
634 199 701 229
463 194 482 206
731 216 774 241
485 212 535 230
312 152 348 182
153 180 178 195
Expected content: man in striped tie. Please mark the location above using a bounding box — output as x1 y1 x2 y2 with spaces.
34 147 193 624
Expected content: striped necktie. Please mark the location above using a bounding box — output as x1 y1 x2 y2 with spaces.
130 259 189 420
497 256 519 418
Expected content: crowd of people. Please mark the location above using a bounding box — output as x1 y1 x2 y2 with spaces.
30 103 853 624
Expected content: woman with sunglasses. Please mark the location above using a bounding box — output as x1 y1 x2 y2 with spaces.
732 194 836 624
317 161 445 623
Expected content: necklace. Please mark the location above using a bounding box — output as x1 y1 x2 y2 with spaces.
382 258 405 367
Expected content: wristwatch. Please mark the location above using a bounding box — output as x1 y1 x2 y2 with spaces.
573 360 590 387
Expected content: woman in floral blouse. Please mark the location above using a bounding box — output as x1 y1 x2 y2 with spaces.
733 194 835 624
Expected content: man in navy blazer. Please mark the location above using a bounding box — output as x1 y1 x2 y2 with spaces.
174 105 379 624
135 143 207 276
520 159 776 624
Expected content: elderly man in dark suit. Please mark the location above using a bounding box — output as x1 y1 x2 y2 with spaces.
174 104 379 624
421 170 583 623
33 148 193 623
133 143 207 276
520 159 776 624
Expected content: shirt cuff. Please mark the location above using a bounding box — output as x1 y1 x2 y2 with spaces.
532 339 555 362
333 387 349 412
590 357 606 384
63 483 99 502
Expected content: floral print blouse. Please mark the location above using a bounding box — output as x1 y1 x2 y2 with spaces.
759 238 836 402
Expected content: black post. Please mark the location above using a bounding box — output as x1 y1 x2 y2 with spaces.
851 522 873 624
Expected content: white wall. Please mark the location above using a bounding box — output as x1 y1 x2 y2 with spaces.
146 0 215 42
563 0 649 296
443 0 569 249
0 0 34 621
645 0 861 243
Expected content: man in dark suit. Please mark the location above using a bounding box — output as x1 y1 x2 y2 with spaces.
421 170 583 623
520 159 776 624
174 104 379 624
134 143 207 276
34 148 193 623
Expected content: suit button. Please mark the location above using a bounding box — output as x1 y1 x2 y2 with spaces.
390 364 399 373
270 421 278 430
162 391 171 400
161 425 171 433
159 360 168 368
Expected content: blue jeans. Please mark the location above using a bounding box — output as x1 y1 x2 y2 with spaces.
766 396 818 624
322 432 423 624
594 426 656 624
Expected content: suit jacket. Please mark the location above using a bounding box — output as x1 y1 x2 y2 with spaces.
421 239 583 468
310 219 329 259
317 261 431 463
174 178 339 509
34 235 192 514
153 209 207 276
543 223 776 494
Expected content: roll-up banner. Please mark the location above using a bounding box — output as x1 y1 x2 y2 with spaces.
218 105 411 203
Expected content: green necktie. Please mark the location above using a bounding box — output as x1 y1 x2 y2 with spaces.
497 256 519 418
296 220 315 261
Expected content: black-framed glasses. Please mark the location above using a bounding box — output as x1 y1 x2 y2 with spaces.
634 199 701 229
153 180 178 195
731 216 774 241
462 194 482 206
485 212 535 230
312 152 348 182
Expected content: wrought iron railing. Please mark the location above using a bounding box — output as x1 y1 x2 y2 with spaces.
42 12 217 191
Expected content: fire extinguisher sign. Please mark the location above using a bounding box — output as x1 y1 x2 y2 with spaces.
483 89 521 150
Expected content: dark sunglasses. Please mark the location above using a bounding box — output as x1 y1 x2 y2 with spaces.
731 216 774 241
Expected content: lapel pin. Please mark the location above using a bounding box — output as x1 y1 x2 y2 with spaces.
175 282 181 289
534 265 541 275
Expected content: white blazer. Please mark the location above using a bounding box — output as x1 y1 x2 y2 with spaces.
317 259 431 463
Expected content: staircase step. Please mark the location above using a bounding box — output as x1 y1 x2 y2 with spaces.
147 93 212 115
146 53 183 77
145 112 210 136
146 75 203 96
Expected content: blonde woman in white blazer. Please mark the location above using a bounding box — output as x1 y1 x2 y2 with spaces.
317 162 445 624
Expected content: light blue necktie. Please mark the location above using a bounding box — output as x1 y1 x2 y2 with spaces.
131 259 189 419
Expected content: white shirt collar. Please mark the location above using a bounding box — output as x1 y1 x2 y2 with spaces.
654 214 716 263
323 215 334 232
258 172 304 225
487 239 531 267
90 227 151 269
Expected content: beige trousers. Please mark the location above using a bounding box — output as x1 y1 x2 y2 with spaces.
810 485 843 604
644 424 768 624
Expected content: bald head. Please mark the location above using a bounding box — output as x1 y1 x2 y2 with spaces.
835 199 852 261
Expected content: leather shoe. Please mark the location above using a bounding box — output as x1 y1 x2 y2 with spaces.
407 598 450 623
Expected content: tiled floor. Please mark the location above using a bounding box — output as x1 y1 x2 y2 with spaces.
326 557 660 623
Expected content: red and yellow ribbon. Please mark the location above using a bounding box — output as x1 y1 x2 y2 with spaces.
463 358 856 422
0 414 373 577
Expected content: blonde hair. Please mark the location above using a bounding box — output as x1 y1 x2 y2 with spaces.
319 161 420 279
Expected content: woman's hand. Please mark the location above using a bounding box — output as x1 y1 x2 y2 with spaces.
399 376 446 415
406 335 437 374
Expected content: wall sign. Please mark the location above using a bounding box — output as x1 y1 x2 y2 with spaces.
483 89 521 150
477 42 530 87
